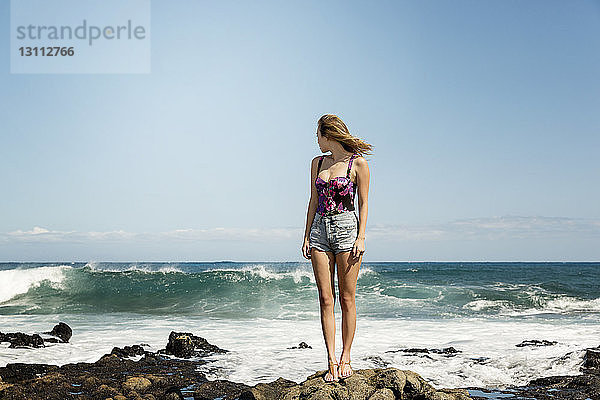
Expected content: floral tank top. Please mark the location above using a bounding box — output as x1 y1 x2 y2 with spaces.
315 153 358 216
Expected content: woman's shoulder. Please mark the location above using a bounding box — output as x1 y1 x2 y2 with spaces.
353 154 368 166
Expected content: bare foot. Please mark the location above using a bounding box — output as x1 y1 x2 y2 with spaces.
324 359 339 382
338 357 353 378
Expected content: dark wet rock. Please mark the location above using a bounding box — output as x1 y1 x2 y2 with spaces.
0 322 72 348
165 385 186 399
583 346 600 375
521 373 600 400
111 344 150 358
42 322 72 343
430 347 461 355
0 363 59 384
387 346 461 357
401 347 430 353
159 330 229 359
0 352 210 399
287 341 312 349
0 331 229 398
469 357 491 365
192 379 250 400
0 332 45 349
41 337 61 343
516 339 558 347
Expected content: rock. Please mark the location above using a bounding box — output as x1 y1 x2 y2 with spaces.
237 368 470 400
0 374 13 392
431 347 460 355
373 368 406 398
164 332 195 358
583 346 600 374
0 362 58 383
0 323 72 348
123 376 152 393
0 339 208 399
165 386 185 399
194 379 250 400
42 322 73 343
388 347 461 357
239 377 297 400
161 331 228 358
0 332 45 348
287 341 312 349
111 344 148 358
368 388 395 400
124 389 143 400
515 339 558 347
94 384 121 397
525 373 600 399
82 375 101 390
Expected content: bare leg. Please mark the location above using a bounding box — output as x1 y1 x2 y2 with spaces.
311 248 338 381
336 251 362 377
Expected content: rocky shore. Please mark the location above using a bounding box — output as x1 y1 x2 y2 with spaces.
0 322 598 400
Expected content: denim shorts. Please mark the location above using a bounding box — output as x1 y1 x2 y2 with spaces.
309 210 359 255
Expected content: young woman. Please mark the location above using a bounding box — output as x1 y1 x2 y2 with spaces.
301 114 372 382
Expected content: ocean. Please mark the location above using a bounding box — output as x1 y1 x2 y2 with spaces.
1 261 598 389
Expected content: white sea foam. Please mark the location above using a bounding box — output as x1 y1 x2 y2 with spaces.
0 265 70 303
125 264 185 274
1 314 596 389
206 264 376 284
504 296 600 316
83 262 184 274
545 297 600 313
83 261 98 270
464 296 600 316
463 300 512 311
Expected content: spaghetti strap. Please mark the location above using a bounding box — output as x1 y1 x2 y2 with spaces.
316 156 324 174
346 153 357 178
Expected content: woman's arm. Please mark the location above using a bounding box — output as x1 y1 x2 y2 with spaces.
352 157 370 258
302 157 320 258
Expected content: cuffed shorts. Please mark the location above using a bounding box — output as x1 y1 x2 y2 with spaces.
309 210 359 255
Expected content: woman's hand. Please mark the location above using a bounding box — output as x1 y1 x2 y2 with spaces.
302 237 311 259
352 238 365 259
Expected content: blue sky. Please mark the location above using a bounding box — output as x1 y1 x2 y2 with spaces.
1 0 599 261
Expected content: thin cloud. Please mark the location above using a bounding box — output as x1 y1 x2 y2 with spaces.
369 215 600 241
1 216 598 245
1 226 299 244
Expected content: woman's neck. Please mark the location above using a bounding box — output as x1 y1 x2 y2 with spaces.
328 146 352 163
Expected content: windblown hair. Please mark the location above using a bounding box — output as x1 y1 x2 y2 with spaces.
317 114 373 157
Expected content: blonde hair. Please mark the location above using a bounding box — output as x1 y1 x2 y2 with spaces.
317 114 373 157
